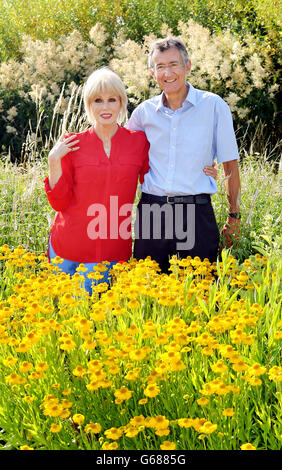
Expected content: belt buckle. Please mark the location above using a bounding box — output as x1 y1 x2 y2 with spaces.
167 196 174 204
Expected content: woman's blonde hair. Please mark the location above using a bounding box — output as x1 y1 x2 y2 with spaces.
83 67 128 124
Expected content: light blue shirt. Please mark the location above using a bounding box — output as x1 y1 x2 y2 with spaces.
126 82 239 196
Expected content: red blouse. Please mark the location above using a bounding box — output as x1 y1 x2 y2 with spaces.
44 126 149 263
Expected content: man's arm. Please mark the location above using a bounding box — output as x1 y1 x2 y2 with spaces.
221 159 241 247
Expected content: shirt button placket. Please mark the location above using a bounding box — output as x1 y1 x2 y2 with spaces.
167 114 178 193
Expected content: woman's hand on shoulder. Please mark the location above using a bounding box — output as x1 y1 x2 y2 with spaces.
48 134 80 162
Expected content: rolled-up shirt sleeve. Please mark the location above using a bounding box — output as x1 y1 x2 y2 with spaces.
44 154 74 211
214 98 240 163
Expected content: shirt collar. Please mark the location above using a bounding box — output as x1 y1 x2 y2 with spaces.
156 82 197 112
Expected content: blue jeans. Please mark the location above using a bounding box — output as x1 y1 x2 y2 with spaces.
48 237 117 295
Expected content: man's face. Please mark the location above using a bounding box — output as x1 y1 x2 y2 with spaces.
150 47 191 96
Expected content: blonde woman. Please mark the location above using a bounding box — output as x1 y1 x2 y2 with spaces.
45 67 217 293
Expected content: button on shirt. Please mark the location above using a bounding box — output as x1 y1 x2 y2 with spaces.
126 82 239 196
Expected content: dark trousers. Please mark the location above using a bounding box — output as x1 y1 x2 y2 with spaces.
133 193 219 273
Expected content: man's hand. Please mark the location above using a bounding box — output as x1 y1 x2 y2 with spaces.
221 216 240 248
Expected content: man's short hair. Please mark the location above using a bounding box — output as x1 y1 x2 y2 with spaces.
148 37 189 68
83 67 128 124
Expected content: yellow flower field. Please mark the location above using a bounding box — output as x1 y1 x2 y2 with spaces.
0 244 281 450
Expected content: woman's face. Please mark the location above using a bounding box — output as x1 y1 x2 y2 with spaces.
90 92 122 128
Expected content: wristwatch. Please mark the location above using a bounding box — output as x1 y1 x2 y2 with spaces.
229 212 241 219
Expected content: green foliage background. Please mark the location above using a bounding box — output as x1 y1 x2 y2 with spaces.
0 0 281 61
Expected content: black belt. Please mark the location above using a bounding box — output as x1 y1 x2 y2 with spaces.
141 193 211 204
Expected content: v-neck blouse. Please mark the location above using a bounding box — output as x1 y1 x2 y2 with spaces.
44 126 149 263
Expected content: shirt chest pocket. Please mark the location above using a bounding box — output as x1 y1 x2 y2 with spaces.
73 156 100 184
117 155 142 184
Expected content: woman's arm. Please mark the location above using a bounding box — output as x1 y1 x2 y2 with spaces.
45 134 80 211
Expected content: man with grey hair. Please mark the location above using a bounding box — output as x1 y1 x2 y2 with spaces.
127 37 241 273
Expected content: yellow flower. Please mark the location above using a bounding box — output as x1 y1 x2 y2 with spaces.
170 358 186 371
108 364 121 375
5 372 26 385
20 445 34 450
198 421 218 434
160 441 176 450
23 396 35 403
126 324 140 336
72 365 87 377
60 293 76 305
232 360 249 372
248 377 262 386
73 414 85 425
16 340 30 353
76 263 88 272
138 398 148 405
102 441 119 450
129 347 148 361
268 366 282 382
155 427 170 436
130 415 145 427
51 256 63 264
210 360 227 374
50 423 62 433
249 363 266 376
43 404 64 417
274 331 282 340
35 362 49 372
144 383 160 398
240 443 256 450
104 427 123 440
82 339 96 350
222 408 234 417
85 422 102 434
127 299 140 310
148 415 170 432
114 386 132 402
3 356 18 367
60 409 71 419
60 339 76 351
124 426 140 438
178 418 194 428
52 383 60 389
61 399 73 409
197 397 209 406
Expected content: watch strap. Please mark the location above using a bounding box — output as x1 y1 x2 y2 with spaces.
229 212 241 219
